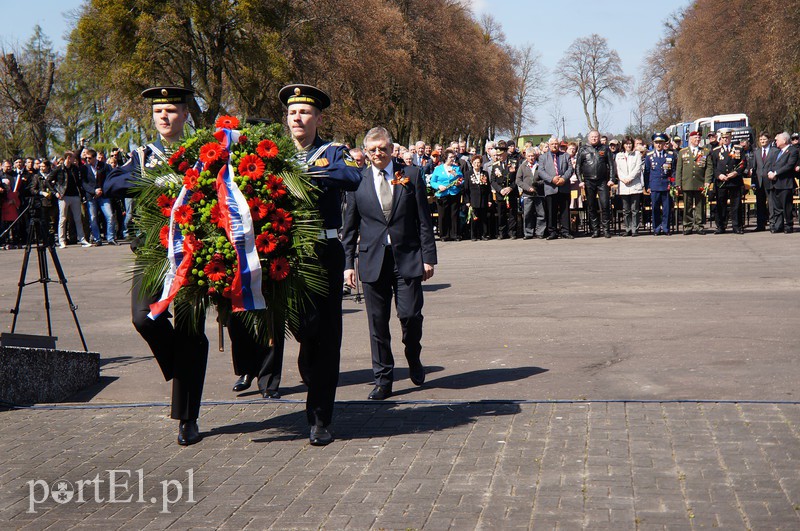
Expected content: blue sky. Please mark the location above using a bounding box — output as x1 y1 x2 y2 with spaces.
4 0 691 135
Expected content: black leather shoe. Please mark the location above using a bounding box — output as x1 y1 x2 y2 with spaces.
697 229 706 235
591 232 601 238
523 236 532 240
177 420 202 446
561 233 574 239
604 232 612 238
714 229 724 234
368 384 392 400
785 227 794 234
232 374 253 392
262 389 281 399
409 361 426 386
546 233 558 240
309 425 334 446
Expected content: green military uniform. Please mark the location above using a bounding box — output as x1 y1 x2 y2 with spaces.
675 145 711 233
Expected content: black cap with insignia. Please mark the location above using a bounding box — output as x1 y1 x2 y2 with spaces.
278 84 331 111
141 86 193 105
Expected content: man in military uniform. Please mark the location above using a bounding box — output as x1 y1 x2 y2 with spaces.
706 129 746 234
488 140 518 239
675 131 711 234
278 84 362 446
643 133 675 235
104 86 208 446
576 130 617 237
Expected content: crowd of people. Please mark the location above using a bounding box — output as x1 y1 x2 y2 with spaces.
0 144 131 249
362 130 800 240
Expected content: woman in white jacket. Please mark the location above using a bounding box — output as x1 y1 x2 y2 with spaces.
615 137 644 236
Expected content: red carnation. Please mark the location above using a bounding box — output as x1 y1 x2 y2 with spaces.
278 234 289 245
159 225 170 248
199 142 228 166
173 204 194 225
183 168 200 189
257 139 279 159
270 208 293 233
268 257 290 281
183 232 202 252
238 154 265 180
215 115 240 129
244 184 255 195
190 191 205 203
204 257 227 282
178 161 190 173
168 146 185 166
248 197 270 221
239 135 248 144
255 232 278 254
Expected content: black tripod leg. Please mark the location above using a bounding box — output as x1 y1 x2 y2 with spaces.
47 245 89 352
10 227 35 333
38 244 53 337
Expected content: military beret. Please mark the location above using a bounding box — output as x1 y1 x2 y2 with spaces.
141 86 193 105
652 133 668 143
278 84 331 110
688 131 700 138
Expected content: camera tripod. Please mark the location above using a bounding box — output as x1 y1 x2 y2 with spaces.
8 207 88 351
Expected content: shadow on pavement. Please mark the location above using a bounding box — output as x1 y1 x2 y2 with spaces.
419 366 548 391
210 401 522 442
422 283 451 292
66 375 120 402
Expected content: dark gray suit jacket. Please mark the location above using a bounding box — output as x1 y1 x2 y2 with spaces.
751 144 774 188
342 163 437 283
765 145 799 191
536 151 574 196
515 161 541 197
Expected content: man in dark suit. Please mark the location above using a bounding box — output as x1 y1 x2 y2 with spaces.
342 126 437 401
751 132 773 231
537 137 574 240
79 148 117 245
765 132 799 233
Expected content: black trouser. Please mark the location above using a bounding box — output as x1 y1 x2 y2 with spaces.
715 185 742 231
496 193 518 237
228 310 284 393
584 179 611 233
545 193 570 236
362 246 424 387
769 188 794 231
436 195 460 240
131 269 208 421
469 207 487 240
298 238 344 428
620 194 642 234
754 186 769 229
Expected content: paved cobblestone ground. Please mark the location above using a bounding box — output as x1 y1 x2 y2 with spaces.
1 233 799 528
2 401 800 529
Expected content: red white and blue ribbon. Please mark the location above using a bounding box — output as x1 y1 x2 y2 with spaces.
215 128 266 312
148 185 193 319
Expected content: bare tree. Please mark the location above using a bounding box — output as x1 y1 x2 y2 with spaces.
548 100 566 139
556 34 629 131
0 25 57 157
509 43 547 140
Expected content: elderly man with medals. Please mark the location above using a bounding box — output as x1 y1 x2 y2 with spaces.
675 131 711 235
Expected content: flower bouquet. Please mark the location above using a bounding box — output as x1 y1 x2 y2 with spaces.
132 116 324 341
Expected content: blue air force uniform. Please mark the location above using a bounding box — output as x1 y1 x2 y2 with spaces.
643 134 675 235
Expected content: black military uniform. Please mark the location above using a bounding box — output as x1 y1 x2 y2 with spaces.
279 84 362 445
489 142 518 239
707 133 746 234
104 86 208 445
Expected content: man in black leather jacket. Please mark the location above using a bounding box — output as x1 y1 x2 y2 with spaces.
576 130 617 237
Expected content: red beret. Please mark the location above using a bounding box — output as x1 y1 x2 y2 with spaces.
688 131 700 138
